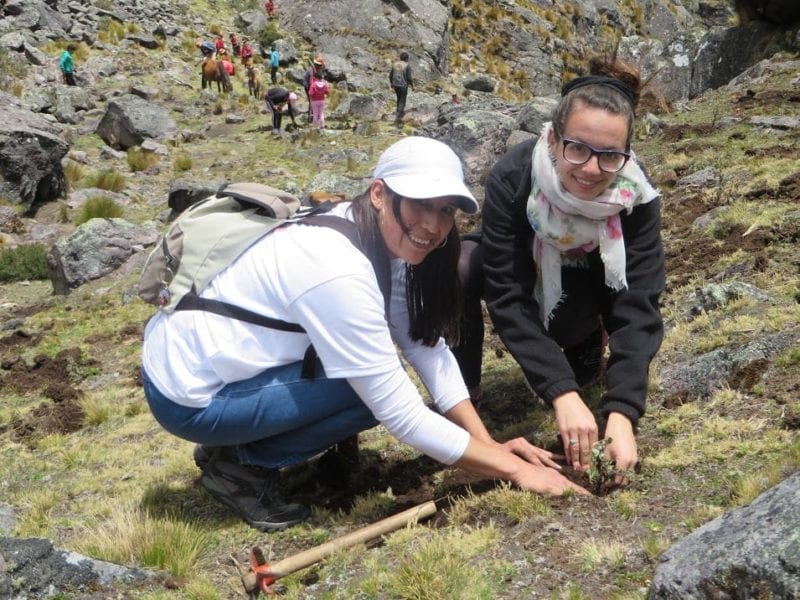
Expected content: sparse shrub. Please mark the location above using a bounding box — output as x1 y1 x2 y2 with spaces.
74 196 124 225
209 23 222 35
125 22 139 34
63 160 85 189
126 147 159 172
172 154 192 172
98 18 126 44
0 243 49 282
80 168 127 192
0 48 29 94
257 20 281 49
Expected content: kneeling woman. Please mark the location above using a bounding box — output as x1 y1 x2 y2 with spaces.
141 137 587 531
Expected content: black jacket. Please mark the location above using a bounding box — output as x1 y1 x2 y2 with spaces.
482 137 665 425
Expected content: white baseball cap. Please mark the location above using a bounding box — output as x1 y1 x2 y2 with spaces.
372 136 479 214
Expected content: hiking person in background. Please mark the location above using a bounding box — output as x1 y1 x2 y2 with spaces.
141 136 588 532
303 56 325 120
265 0 275 18
214 33 225 54
389 51 412 124
229 32 241 57
264 86 298 133
240 38 254 68
198 39 216 58
59 44 77 86
269 44 280 84
453 57 665 488
308 73 330 129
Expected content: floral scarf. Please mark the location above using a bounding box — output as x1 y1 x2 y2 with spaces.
526 122 659 327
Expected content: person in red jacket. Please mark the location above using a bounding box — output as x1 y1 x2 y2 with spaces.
265 0 275 17
229 33 241 57
218 48 235 76
214 34 225 54
454 57 664 489
240 38 253 68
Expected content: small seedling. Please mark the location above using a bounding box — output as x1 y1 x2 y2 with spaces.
588 437 616 495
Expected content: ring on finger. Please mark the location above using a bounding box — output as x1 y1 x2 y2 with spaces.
568 439 578 446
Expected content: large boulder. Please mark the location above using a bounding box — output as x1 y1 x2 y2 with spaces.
649 473 800 599
0 103 68 213
47 218 158 294
95 94 177 150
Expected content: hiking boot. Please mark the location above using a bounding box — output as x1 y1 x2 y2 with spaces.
564 328 606 388
200 457 309 532
193 445 263 488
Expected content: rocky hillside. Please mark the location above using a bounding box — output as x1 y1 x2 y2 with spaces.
0 0 799 598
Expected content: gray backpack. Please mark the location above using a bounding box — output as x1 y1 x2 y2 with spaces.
391 60 407 87
138 182 371 331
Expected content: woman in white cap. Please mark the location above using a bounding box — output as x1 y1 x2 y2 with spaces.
141 136 587 533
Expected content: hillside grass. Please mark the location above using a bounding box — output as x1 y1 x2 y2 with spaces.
0 5 798 600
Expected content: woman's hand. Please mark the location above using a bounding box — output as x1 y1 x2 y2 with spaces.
512 462 590 496
552 391 599 472
604 413 638 486
500 436 564 471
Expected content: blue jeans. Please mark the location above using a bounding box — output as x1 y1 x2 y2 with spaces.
142 361 377 469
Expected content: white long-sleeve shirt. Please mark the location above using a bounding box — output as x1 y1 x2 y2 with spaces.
142 202 470 464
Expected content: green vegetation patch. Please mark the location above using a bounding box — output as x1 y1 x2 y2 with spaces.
0 243 49 282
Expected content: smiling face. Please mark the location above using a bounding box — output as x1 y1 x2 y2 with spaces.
370 180 457 265
547 101 630 200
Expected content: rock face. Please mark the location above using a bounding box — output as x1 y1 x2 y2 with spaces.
0 536 158 598
47 218 158 294
648 473 800 599
95 94 177 150
0 103 68 214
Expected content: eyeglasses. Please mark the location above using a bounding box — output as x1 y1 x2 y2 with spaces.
560 137 630 173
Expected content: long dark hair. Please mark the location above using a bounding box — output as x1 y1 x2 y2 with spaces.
349 188 462 347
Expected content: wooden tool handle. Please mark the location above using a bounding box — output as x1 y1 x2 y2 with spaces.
268 500 437 579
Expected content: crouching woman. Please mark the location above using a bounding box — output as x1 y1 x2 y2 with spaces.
141 136 587 532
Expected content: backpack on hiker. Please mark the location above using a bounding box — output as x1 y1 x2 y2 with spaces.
138 181 388 330
391 60 407 87
138 182 388 377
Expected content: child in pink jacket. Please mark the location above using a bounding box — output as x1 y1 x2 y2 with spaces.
308 76 330 129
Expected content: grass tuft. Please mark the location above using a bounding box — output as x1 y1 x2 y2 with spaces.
77 502 214 577
79 168 128 192
0 244 49 282
74 196 124 225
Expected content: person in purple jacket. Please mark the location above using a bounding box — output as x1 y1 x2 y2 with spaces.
454 57 665 488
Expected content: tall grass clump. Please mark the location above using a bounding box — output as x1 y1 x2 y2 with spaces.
74 196 124 225
97 18 126 44
77 503 213 578
0 48 29 94
79 168 127 192
126 147 159 172
0 243 49 282
173 153 192 172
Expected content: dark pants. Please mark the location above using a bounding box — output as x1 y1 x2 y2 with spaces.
452 240 601 389
393 85 408 121
62 71 76 86
267 100 295 130
271 66 278 84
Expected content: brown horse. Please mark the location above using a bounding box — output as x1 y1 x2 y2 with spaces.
201 57 233 93
246 66 261 99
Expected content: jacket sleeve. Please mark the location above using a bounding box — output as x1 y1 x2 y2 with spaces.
600 194 665 425
406 65 413 87
482 139 582 404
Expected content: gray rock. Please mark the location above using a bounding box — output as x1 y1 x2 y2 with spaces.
676 166 720 188
95 94 177 150
649 473 800 599
684 282 771 319
47 218 158 294
167 179 223 215
516 96 559 134
130 85 160 100
126 32 160 49
0 107 68 213
659 331 799 402
463 74 495 93
749 115 800 130
0 536 159 597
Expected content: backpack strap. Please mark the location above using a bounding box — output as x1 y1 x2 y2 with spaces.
173 210 392 380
